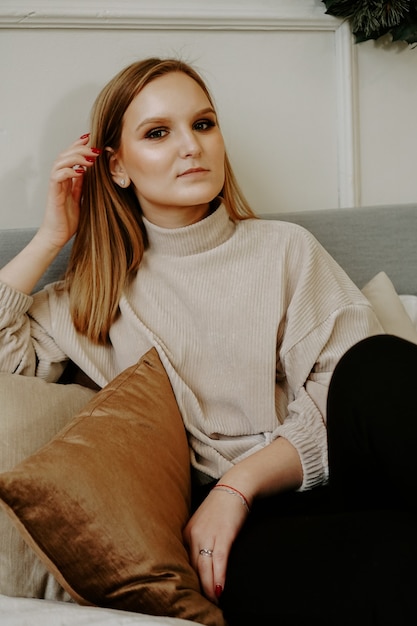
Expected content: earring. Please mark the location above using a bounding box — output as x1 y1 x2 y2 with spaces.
120 179 126 187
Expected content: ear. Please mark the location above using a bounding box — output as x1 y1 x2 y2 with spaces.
106 147 131 189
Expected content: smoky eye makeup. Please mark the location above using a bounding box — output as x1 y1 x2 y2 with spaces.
193 118 216 131
144 127 169 140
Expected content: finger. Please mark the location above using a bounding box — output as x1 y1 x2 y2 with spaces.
72 172 85 204
197 541 228 603
197 548 216 602
51 151 100 184
189 541 209 574
198 547 228 604
50 166 84 185
52 138 101 176
78 132 90 143
54 150 98 173
211 545 228 602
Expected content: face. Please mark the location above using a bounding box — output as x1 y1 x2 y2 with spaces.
110 71 226 227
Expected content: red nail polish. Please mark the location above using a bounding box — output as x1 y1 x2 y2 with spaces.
74 167 85 174
80 133 90 139
85 156 96 163
91 147 102 154
215 584 223 599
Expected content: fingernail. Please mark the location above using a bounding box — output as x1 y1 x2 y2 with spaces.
91 147 102 154
215 584 223 599
80 133 90 139
74 167 85 174
85 156 96 163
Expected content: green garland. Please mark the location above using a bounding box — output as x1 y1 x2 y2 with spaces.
322 0 417 45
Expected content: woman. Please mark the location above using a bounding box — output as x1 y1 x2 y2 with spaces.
1 58 415 625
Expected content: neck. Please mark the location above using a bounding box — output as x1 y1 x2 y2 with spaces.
142 202 235 257
141 203 212 229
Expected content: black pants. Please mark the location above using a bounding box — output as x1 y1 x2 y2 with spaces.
207 335 417 626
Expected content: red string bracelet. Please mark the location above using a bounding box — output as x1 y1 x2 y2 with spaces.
213 483 251 512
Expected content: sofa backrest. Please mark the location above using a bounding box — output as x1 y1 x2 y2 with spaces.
1 203 416 295
0 230 72 293
264 203 417 295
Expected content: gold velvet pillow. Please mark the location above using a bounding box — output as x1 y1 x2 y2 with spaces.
0 348 224 626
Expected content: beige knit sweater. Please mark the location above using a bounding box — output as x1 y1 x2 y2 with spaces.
0 205 382 488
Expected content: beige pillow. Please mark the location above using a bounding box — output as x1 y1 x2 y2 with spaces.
0 373 96 600
361 271 417 345
0 348 225 626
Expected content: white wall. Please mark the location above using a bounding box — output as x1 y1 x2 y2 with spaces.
0 0 416 229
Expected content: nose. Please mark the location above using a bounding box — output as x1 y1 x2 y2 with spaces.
179 128 202 158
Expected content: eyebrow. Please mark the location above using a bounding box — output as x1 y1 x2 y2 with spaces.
135 107 217 132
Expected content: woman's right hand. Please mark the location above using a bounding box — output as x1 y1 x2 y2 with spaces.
0 135 101 295
37 134 101 252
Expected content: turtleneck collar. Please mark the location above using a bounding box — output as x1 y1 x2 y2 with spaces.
142 203 236 257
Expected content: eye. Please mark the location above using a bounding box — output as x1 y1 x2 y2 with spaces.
193 119 216 132
145 128 168 140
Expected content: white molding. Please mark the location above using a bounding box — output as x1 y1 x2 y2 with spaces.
0 1 357 208
0 1 339 30
335 21 360 208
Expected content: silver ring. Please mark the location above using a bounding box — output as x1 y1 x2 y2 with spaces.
199 548 214 558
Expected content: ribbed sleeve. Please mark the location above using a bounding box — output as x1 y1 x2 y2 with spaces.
0 282 36 375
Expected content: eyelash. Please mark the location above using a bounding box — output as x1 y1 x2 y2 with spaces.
145 119 216 140
194 119 216 131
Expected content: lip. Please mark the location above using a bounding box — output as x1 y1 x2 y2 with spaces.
178 167 209 177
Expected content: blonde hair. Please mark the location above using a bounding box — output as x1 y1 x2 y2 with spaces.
65 57 256 344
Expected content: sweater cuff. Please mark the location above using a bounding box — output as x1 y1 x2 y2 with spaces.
274 421 328 491
0 281 33 315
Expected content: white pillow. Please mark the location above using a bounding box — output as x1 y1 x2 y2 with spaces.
399 294 417 331
361 272 417 345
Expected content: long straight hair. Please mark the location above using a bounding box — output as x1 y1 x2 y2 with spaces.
65 58 257 344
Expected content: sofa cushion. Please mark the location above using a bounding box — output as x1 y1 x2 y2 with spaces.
0 372 96 600
0 593 196 625
0 595 195 626
0 348 225 626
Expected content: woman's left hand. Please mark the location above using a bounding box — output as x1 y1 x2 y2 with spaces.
183 486 250 604
183 437 303 604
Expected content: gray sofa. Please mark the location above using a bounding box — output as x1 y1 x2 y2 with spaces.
1 203 416 295
265 203 417 296
0 202 416 626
